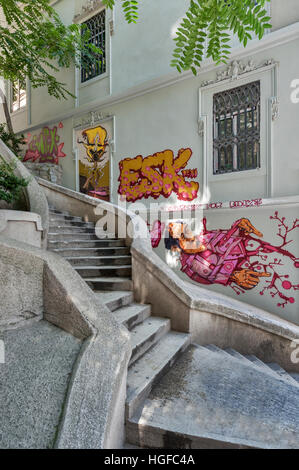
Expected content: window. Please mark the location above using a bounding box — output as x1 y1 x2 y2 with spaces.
11 79 26 112
81 10 106 83
213 81 260 174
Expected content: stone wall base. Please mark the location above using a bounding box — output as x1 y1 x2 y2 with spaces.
24 162 63 185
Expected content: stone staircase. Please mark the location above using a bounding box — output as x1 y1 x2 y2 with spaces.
48 208 191 435
48 208 299 449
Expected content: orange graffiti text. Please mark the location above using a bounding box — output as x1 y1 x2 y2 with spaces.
118 148 199 202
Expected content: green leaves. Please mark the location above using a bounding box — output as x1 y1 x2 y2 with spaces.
103 0 140 23
122 1 139 23
103 0 271 74
0 0 103 100
171 0 272 73
0 156 29 204
0 0 273 104
0 123 25 156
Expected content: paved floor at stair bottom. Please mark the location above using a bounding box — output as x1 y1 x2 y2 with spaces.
128 345 299 449
0 321 82 449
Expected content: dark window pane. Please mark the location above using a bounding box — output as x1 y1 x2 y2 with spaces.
81 10 106 83
213 81 260 174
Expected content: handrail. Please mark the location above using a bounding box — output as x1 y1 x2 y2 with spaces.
37 178 299 343
0 139 49 247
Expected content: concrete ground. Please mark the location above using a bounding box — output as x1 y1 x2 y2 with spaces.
0 320 82 449
128 345 299 449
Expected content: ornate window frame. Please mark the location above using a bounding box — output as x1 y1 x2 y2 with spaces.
80 9 107 83
198 58 279 198
73 1 114 95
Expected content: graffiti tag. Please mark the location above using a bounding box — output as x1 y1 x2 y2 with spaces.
24 126 66 164
118 148 199 202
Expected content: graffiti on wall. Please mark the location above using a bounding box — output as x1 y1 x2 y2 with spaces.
23 123 66 164
149 220 165 248
118 148 199 202
164 213 299 308
76 124 110 201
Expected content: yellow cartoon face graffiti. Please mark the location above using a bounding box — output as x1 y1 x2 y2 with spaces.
78 125 109 192
79 125 108 163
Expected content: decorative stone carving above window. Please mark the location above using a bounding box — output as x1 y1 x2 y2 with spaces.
201 59 277 88
74 0 103 22
73 111 112 128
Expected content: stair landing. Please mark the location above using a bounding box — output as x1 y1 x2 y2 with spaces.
127 345 299 449
0 321 82 449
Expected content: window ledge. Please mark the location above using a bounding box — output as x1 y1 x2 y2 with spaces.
209 167 266 182
11 106 27 117
79 72 109 88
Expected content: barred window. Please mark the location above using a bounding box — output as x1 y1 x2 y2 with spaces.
213 81 260 174
81 10 106 83
11 79 26 112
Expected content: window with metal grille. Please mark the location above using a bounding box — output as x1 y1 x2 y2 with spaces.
81 10 106 83
213 81 260 174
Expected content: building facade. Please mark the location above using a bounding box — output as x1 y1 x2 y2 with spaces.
2 0 299 323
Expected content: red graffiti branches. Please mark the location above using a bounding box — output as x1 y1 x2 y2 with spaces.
234 212 299 308
118 148 199 202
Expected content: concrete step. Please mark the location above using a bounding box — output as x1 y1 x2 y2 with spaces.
48 232 99 241
52 247 131 257
126 344 299 449
49 225 95 233
206 346 280 381
48 239 126 249
225 348 262 367
87 277 133 291
50 221 94 227
205 344 234 359
113 303 151 330
49 209 70 216
267 363 299 388
126 332 191 419
290 373 299 384
75 265 132 278
244 355 282 377
95 290 134 311
95 233 121 240
211 346 267 373
226 349 299 386
129 317 171 366
67 255 132 267
49 216 86 224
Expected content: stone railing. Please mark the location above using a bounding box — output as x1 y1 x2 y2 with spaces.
0 210 43 248
38 179 299 373
0 139 49 248
0 234 131 448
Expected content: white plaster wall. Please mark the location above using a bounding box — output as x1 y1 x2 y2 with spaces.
104 38 299 203
271 0 299 31
111 0 190 94
17 34 299 198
